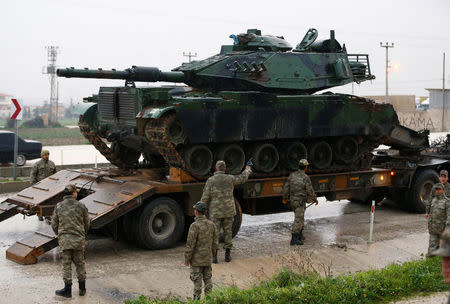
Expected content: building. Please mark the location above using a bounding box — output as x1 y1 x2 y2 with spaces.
0 93 13 119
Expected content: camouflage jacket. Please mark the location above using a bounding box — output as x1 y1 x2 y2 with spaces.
51 195 90 250
184 215 218 267
426 193 450 235
282 170 316 207
201 167 251 218
30 158 56 184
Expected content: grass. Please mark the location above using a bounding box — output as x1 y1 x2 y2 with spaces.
125 257 448 304
5 127 88 146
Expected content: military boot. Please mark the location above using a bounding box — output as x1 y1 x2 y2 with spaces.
213 250 218 264
55 282 72 298
225 248 232 262
79 280 86 296
290 233 303 245
299 229 305 241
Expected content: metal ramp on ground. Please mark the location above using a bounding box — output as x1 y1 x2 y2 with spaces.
3 169 160 264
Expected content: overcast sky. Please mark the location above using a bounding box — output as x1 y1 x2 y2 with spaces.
1 0 450 105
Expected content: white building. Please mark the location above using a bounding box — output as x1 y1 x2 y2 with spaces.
0 93 13 119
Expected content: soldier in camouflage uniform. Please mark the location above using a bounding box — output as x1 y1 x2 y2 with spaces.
184 202 218 300
429 228 450 304
439 170 450 197
30 149 56 184
51 184 90 298
426 183 450 256
201 160 252 263
282 159 318 245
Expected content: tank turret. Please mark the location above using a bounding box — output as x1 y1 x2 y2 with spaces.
59 28 427 177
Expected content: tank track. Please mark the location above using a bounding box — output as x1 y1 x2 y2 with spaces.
144 114 186 169
78 115 126 168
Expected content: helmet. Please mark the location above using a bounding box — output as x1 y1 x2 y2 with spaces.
193 201 208 213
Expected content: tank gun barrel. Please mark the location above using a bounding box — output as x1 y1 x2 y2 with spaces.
57 66 186 83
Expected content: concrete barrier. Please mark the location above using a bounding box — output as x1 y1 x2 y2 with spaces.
0 163 114 178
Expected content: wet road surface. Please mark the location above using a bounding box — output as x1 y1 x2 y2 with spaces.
0 193 431 303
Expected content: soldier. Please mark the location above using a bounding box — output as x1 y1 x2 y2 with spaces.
282 159 318 246
184 202 218 300
439 170 450 197
30 149 57 184
51 184 90 298
426 183 450 256
201 160 252 263
429 228 450 304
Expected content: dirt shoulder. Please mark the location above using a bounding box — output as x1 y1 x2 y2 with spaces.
0 200 435 303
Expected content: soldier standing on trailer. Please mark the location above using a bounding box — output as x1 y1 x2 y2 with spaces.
51 184 90 298
201 160 252 263
439 170 450 197
31 149 57 221
426 183 450 256
184 202 218 300
282 159 318 245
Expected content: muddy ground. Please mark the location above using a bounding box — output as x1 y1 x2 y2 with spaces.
0 193 440 304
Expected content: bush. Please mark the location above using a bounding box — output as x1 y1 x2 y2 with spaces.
126 257 448 304
22 117 44 128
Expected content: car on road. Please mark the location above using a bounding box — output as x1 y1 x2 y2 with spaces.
0 131 42 166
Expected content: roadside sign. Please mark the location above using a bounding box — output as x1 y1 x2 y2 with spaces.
10 98 23 120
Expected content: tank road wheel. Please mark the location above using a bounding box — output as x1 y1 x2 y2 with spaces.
335 136 359 164
111 142 141 166
284 142 307 171
217 144 245 174
309 141 333 169
253 143 279 173
184 145 213 176
166 115 187 145
137 197 185 249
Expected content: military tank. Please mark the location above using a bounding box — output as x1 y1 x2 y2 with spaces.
57 28 428 177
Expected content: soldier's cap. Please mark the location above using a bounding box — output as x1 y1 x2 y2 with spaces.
64 184 78 194
440 170 448 177
216 160 226 170
433 183 445 190
193 201 208 213
299 159 309 166
41 149 50 157
430 228 450 257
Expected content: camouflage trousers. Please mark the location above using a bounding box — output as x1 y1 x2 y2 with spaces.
60 249 86 283
190 265 212 300
211 217 233 250
428 234 441 256
291 202 306 234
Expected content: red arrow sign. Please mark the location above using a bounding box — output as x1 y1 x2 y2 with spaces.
10 98 21 119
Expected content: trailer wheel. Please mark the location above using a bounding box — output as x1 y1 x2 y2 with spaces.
218 199 243 242
406 169 439 213
137 197 185 249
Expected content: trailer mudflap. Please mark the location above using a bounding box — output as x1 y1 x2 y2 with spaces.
6 231 57 265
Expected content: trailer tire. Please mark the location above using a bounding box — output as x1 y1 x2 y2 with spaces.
406 169 439 213
137 197 185 249
219 199 242 242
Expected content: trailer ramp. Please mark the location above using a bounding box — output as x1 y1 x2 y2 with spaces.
5 168 161 264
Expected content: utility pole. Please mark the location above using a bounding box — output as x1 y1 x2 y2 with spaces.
442 52 446 132
183 51 197 63
380 42 394 104
43 46 59 124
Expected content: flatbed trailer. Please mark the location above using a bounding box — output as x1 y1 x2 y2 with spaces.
0 152 448 265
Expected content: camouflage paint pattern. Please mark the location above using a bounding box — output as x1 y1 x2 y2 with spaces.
30 158 56 184
211 216 234 249
190 266 212 300
61 249 86 283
